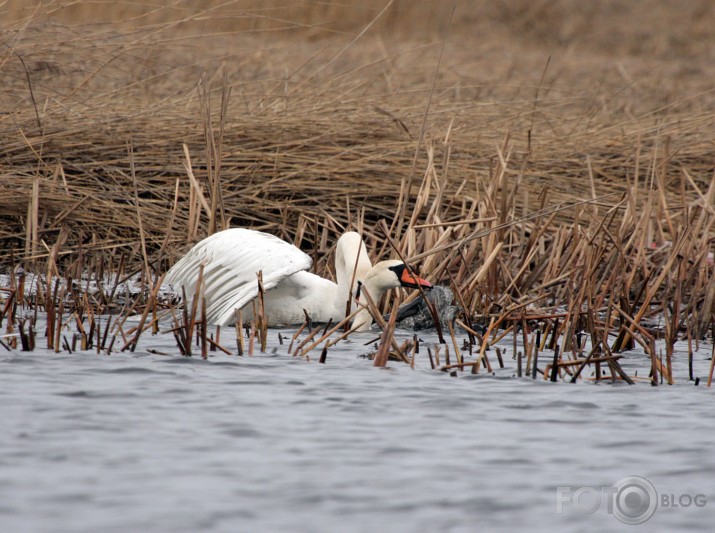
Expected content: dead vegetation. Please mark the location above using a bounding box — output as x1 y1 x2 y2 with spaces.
1 1 715 384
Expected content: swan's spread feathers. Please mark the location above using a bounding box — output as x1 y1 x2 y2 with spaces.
164 229 312 326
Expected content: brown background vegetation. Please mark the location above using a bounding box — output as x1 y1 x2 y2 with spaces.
1 0 714 268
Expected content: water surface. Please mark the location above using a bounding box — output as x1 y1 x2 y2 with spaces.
1 324 713 532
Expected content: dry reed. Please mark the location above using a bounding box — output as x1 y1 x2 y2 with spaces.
1 1 714 384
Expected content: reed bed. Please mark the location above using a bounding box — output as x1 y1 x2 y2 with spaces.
1 1 715 385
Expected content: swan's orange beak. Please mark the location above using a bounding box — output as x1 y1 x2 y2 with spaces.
399 268 433 291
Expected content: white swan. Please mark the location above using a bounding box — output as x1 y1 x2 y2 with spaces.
164 228 432 331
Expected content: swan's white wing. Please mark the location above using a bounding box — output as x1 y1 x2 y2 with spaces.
262 270 341 325
164 228 312 326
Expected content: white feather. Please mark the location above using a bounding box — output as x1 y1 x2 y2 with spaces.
164 228 427 331
164 229 312 325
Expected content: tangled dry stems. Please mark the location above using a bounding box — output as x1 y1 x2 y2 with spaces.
1 1 714 381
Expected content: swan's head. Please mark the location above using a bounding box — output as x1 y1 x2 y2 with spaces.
358 260 432 297
351 260 432 332
386 260 433 291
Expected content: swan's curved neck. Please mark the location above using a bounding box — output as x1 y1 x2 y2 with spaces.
351 277 387 332
334 232 372 321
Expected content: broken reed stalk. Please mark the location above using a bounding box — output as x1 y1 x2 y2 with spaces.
121 274 165 352
292 324 323 357
550 344 560 382
287 320 308 354
532 329 540 379
206 337 233 355
321 319 333 337
256 270 267 352
200 297 208 359
570 345 601 383
441 360 482 371
248 321 255 356
299 305 363 357
707 338 715 387
129 140 151 282
186 264 205 352
17 319 29 351
356 285 409 359
374 298 400 367
199 74 229 235
517 350 522 377
54 288 64 353
1 291 17 343
234 309 244 356
447 321 461 366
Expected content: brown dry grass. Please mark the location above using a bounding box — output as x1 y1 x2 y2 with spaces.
2 1 715 379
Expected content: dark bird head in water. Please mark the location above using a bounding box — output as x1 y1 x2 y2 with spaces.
392 285 460 330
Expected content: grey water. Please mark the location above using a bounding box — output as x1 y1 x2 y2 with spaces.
1 322 713 533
